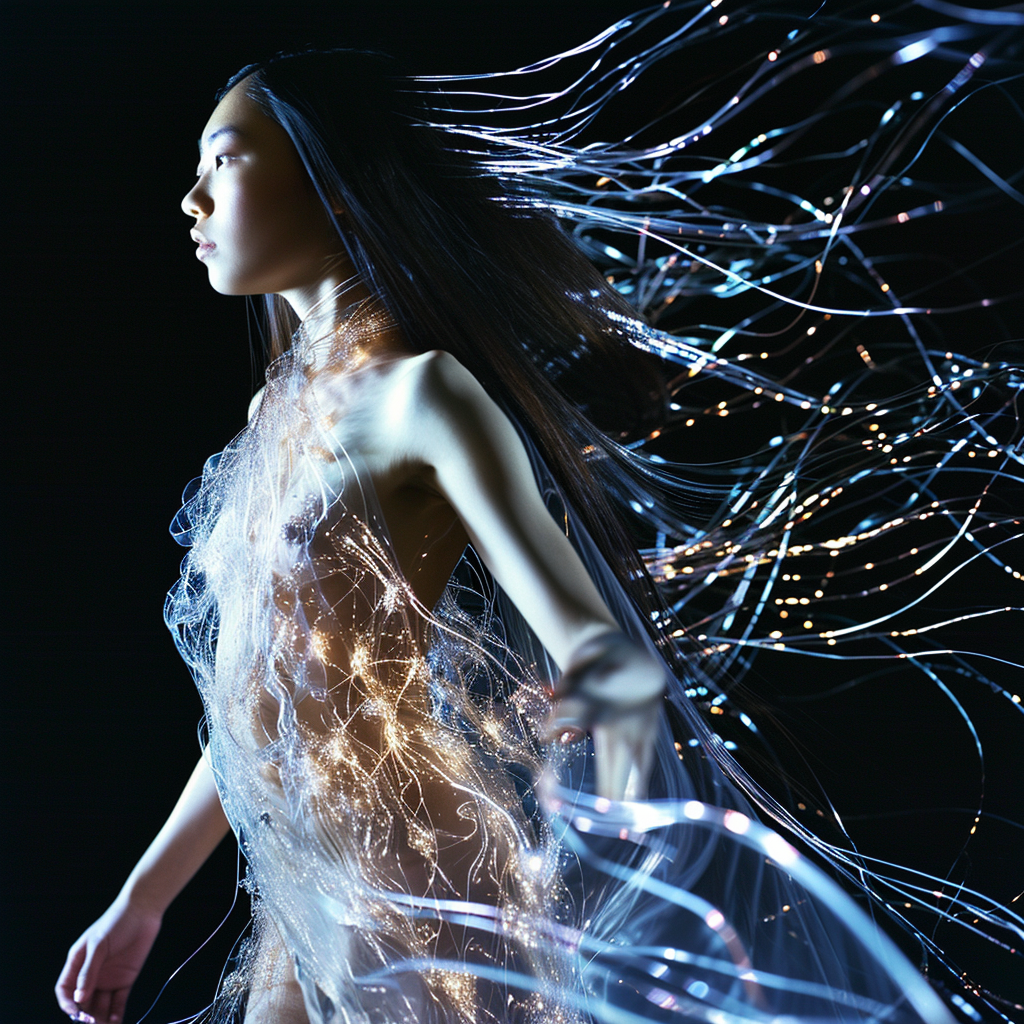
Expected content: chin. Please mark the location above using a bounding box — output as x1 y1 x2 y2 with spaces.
207 274 254 297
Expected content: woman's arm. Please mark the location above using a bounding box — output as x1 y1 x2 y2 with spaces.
400 352 619 667
121 752 231 912
401 352 666 799
55 755 231 1024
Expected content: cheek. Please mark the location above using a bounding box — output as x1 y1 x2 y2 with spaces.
236 176 331 264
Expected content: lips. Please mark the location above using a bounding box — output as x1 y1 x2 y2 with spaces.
191 230 216 258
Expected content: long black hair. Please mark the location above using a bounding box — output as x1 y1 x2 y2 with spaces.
222 50 672 635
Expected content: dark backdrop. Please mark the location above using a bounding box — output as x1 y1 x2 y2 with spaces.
3 2 1021 1023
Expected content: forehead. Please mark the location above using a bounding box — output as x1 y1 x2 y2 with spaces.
198 79 275 152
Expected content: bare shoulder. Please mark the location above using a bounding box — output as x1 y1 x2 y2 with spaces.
374 350 515 472
307 349 509 479
391 349 487 404
371 350 497 434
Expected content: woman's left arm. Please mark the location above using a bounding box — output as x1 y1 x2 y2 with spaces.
402 351 665 799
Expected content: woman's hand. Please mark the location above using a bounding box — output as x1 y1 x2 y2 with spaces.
542 631 666 801
54 756 230 1022
55 895 163 1024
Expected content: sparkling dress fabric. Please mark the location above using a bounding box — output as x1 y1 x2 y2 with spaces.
166 317 572 1022
166 310 963 1024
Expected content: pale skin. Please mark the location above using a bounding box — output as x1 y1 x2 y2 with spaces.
56 80 664 1024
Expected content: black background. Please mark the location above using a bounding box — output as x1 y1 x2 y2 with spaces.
3 2 1021 1023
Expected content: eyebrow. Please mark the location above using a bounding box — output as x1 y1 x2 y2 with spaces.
197 125 246 153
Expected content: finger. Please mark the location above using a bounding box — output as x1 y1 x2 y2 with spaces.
75 941 103 1007
92 989 112 1024
56 944 87 1014
593 703 659 802
592 724 630 801
110 986 131 1024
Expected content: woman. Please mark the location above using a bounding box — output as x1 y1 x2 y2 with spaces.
53 50 691 1024
55 19 1020 1024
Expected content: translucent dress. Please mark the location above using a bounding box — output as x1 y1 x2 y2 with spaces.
164 307 965 1024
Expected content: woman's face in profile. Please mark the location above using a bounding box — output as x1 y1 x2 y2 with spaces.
182 79 340 298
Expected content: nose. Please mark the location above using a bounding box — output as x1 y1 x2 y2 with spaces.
181 178 211 219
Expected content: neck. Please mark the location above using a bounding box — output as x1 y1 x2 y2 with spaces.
281 268 372 335
285 286 412 376
280 270 413 364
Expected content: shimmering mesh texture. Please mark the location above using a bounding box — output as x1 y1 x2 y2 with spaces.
167 307 583 1023
166 304 968 1024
